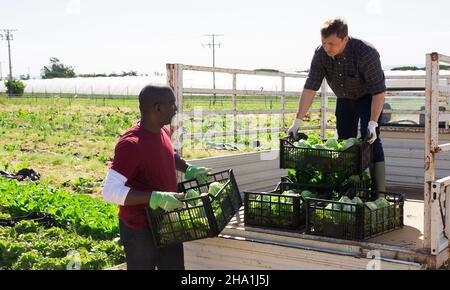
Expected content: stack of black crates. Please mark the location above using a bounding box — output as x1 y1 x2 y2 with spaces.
244 135 404 241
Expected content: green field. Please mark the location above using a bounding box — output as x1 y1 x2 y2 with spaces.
0 93 321 194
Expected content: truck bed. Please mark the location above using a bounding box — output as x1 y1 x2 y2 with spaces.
183 186 434 270
111 187 438 270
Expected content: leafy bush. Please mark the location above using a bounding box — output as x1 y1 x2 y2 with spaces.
4 79 26 96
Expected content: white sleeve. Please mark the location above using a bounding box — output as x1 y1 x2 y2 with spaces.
102 168 131 206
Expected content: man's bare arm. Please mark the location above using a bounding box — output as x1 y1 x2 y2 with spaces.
296 89 317 120
123 189 151 206
175 152 189 173
371 92 385 122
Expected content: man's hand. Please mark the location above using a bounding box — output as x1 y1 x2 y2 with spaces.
149 191 184 211
185 165 212 184
367 121 378 144
287 119 302 138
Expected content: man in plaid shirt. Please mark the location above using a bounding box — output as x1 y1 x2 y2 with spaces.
287 18 386 192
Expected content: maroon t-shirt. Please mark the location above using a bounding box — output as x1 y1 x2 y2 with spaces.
111 124 178 229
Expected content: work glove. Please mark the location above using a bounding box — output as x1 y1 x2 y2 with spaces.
185 164 212 184
149 191 184 211
367 121 378 144
286 119 302 139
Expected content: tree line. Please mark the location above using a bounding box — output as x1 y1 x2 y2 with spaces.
40 57 142 79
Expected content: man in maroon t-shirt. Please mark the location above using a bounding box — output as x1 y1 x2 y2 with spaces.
102 85 211 270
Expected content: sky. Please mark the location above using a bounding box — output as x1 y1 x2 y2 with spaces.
1 0 450 79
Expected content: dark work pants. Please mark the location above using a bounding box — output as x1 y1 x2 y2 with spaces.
119 219 185 270
335 94 385 163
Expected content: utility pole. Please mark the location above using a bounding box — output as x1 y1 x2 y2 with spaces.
202 34 223 105
0 29 17 84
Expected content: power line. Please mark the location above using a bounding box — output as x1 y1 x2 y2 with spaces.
0 29 17 85
202 34 223 105
202 34 223 68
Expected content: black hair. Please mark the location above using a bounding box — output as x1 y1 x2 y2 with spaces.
138 85 174 115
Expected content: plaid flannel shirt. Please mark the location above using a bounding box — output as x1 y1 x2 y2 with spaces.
304 37 386 100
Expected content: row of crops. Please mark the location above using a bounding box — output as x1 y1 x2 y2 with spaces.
0 177 125 270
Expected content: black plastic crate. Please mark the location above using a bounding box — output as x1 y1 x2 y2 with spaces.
305 189 404 241
147 170 242 248
244 182 333 230
280 137 372 176
179 170 242 234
